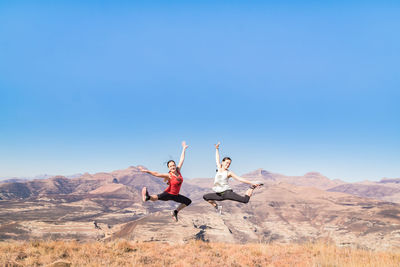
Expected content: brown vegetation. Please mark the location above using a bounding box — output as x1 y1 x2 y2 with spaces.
1 240 399 267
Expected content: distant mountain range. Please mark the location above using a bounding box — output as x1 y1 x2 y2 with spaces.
241 169 345 189
2 166 399 206
3 169 399 203
0 173 82 183
1 166 399 250
328 180 400 203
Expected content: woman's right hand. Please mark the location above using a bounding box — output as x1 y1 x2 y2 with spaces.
138 166 149 173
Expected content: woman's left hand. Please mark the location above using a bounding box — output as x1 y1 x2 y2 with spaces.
182 141 189 149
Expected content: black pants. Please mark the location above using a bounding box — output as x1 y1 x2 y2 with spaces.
203 190 250 204
157 191 192 206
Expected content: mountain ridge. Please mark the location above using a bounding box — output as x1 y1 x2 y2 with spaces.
1 165 400 250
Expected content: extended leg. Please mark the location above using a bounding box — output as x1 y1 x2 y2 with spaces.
142 187 159 202
149 195 158 201
245 187 255 198
224 190 250 203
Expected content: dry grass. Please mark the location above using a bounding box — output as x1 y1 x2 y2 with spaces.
1 240 399 267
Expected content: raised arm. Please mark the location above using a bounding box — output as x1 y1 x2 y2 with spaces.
138 166 170 180
215 142 222 169
177 141 189 170
228 171 254 185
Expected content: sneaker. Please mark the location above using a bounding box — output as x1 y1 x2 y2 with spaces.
214 204 219 213
217 205 222 215
171 210 178 222
250 182 264 189
141 187 150 202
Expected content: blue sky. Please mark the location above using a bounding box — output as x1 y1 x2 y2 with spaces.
1 1 399 182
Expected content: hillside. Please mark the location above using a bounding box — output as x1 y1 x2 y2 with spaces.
1 166 400 250
328 178 400 203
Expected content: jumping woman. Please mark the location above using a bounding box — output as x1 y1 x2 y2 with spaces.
203 142 263 214
139 141 192 222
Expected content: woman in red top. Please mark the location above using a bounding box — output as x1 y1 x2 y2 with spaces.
139 141 192 221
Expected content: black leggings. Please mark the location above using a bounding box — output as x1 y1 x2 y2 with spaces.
157 191 192 206
203 190 250 204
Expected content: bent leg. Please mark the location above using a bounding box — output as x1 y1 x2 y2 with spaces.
203 192 224 208
176 203 186 212
175 194 192 206
171 194 192 212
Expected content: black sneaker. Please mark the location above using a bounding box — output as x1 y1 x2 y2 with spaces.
250 182 264 189
171 210 178 222
141 187 150 202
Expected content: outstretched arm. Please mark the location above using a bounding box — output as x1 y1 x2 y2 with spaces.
229 171 255 185
138 166 170 180
215 142 222 169
177 141 189 170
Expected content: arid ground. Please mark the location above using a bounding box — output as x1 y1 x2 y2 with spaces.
1 240 400 267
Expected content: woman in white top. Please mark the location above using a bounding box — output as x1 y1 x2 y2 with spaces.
203 142 263 212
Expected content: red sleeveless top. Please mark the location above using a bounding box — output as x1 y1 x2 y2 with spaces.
165 170 183 195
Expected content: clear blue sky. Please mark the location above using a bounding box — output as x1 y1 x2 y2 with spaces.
1 1 399 182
